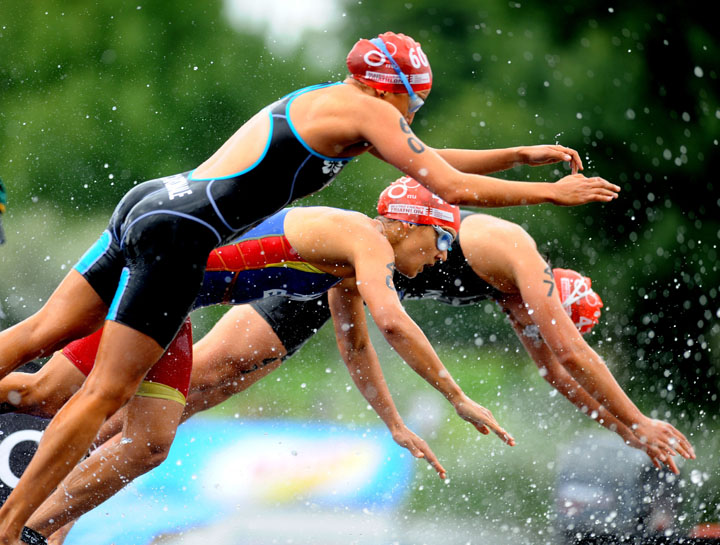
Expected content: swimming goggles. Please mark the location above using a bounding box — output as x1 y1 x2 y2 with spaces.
432 225 455 252
369 38 425 114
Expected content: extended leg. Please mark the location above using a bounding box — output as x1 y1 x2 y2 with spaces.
0 271 107 380
25 394 184 537
0 321 165 543
184 304 287 419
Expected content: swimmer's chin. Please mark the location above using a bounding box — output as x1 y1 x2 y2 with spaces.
396 268 416 279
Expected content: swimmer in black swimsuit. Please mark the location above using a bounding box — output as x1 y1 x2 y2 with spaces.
0 30 621 541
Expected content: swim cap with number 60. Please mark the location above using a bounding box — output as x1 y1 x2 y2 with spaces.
346 31 432 93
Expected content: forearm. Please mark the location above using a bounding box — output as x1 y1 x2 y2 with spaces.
381 318 463 402
430 172 556 208
539 354 636 439
559 348 647 428
343 346 405 432
434 147 522 175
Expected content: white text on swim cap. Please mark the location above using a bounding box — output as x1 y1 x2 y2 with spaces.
387 203 455 222
363 71 431 86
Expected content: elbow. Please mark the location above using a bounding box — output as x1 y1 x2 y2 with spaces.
337 334 370 361
374 318 403 341
432 184 464 205
556 347 591 374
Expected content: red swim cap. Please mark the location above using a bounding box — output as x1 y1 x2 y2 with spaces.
553 268 604 334
377 177 460 232
346 31 432 93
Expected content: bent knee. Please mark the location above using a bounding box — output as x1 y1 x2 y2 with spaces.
80 383 138 419
0 374 61 418
122 435 174 473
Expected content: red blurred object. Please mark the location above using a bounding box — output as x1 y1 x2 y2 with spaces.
691 523 720 538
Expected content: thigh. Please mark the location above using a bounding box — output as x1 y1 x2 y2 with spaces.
250 294 332 358
190 304 287 392
30 352 88 415
110 217 217 349
42 270 108 329
82 321 166 404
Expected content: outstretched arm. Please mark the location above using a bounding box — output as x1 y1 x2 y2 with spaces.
502 297 676 471
434 145 584 176
348 249 515 446
328 281 446 478
516 269 693 469
358 102 617 207
462 216 693 472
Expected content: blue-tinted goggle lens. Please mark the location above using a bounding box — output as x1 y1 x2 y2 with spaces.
432 225 455 251
370 38 424 114
408 93 424 114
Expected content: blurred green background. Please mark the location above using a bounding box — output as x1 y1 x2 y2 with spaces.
1 0 718 536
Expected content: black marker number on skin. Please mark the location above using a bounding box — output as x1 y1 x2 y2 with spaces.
399 118 425 154
408 138 425 153
386 263 396 291
543 266 555 297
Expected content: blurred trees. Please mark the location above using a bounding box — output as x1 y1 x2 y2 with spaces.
1 0 718 412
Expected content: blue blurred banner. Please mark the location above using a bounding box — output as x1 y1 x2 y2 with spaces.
65 418 414 545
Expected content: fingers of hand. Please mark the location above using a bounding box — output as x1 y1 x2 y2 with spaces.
430 460 448 480
478 424 490 435
674 433 696 459
592 178 621 192
665 456 680 475
498 430 516 446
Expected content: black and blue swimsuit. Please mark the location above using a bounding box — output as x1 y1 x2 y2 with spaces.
74 83 349 347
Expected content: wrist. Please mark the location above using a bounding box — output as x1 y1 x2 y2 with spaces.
543 182 558 204
511 146 525 165
386 419 406 434
447 389 468 406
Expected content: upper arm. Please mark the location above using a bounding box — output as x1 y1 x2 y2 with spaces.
347 246 409 333
354 102 462 199
462 215 585 354
328 279 370 353
510 254 588 356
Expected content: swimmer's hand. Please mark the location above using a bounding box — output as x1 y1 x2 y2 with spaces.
391 426 447 479
453 394 516 446
517 145 583 173
629 417 696 475
550 174 620 205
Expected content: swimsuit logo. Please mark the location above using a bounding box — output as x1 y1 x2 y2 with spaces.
263 289 322 302
322 161 343 176
162 174 193 200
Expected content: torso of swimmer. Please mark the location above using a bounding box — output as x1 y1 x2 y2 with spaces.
192 78 428 181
